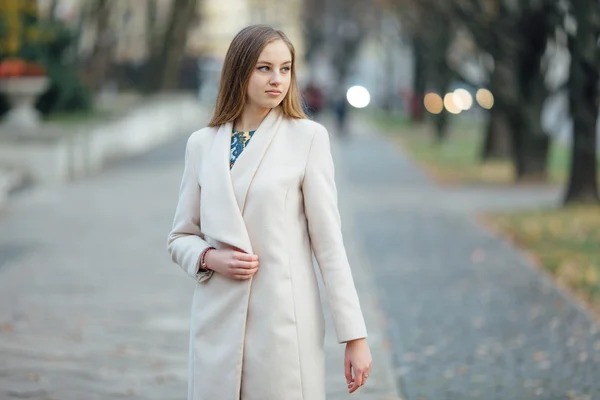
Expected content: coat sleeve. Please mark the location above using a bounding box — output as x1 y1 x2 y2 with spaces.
302 124 367 343
167 136 214 283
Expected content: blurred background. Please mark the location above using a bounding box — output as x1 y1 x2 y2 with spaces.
0 0 599 399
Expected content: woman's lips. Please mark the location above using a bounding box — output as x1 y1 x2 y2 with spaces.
266 90 281 96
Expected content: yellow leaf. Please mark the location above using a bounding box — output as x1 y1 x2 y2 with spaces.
585 266 598 285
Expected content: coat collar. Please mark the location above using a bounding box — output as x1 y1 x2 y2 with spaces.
200 107 283 254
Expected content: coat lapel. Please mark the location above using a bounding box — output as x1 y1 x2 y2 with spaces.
200 121 254 254
200 107 283 255
230 107 283 213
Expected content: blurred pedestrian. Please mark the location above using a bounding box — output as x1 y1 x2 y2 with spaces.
167 25 371 400
302 80 325 118
333 90 349 135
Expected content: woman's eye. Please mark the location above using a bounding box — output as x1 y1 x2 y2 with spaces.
282 67 291 72
258 66 270 71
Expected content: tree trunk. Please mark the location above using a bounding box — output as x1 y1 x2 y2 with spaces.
48 0 59 20
481 63 511 160
494 10 551 183
431 65 453 141
302 0 325 64
151 0 199 92
481 108 511 159
515 134 550 182
85 0 113 92
433 110 449 142
565 114 599 204
411 36 426 122
146 0 158 55
564 0 600 204
505 68 550 182
508 108 550 182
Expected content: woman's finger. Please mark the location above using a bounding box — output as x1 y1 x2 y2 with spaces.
231 266 258 275
236 260 259 269
364 364 371 380
232 268 258 279
349 368 363 393
233 273 253 280
344 358 352 384
234 252 259 262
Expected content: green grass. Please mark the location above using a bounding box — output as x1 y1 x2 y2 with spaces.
364 109 412 132
367 110 598 186
45 109 113 124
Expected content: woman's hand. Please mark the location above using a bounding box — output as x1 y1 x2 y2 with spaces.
204 248 259 280
344 338 372 394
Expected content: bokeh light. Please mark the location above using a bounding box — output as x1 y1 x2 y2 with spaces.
424 92 443 114
476 89 494 109
346 86 370 108
453 88 473 111
443 93 462 114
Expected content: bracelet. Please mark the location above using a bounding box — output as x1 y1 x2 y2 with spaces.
200 247 216 271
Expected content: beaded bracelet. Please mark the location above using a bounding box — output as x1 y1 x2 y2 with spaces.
200 247 216 271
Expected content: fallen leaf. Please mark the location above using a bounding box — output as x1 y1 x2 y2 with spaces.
0 322 14 334
27 373 41 382
424 345 436 356
472 317 484 329
471 249 486 263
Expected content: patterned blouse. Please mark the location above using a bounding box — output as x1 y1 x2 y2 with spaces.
230 128 256 169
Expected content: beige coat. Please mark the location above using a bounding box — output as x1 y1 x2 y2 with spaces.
167 107 367 400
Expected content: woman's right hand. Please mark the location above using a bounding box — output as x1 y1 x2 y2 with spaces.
204 248 259 280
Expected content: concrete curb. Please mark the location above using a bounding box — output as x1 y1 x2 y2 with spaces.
0 94 208 209
0 167 26 210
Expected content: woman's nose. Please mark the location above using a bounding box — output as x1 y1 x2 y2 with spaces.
270 72 282 85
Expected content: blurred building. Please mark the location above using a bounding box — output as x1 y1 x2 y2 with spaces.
37 0 305 101
37 0 304 65
191 0 304 59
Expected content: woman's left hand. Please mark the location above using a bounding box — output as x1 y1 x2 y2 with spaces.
344 338 372 393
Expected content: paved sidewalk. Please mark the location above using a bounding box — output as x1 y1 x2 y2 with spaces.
3 111 598 400
0 126 401 399
330 114 600 400
0 166 25 211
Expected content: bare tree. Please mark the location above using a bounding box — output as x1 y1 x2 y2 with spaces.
85 0 114 92
146 0 159 57
302 0 326 65
385 0 598 202
147 0 200 92
385 0 448 123
454 0 558 181
321 0 376 86
480 66 512 159
564 0 600 204
422 5 455 140
48 0 59 20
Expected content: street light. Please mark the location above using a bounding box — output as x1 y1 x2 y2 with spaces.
346 85 370 108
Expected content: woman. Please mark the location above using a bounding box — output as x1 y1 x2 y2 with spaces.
167 25 372 400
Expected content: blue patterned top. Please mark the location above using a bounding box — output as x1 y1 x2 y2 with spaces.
230 128 256 169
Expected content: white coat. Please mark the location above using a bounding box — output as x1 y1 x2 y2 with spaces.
167 106 367 400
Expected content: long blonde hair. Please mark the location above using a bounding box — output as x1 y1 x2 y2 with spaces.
208 25 307 127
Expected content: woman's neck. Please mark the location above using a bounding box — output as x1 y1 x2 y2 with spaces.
234 104 271 132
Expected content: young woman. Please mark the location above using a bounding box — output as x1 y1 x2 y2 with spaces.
167 25 372 400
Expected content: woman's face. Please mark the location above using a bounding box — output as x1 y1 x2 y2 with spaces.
246 39 292 111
